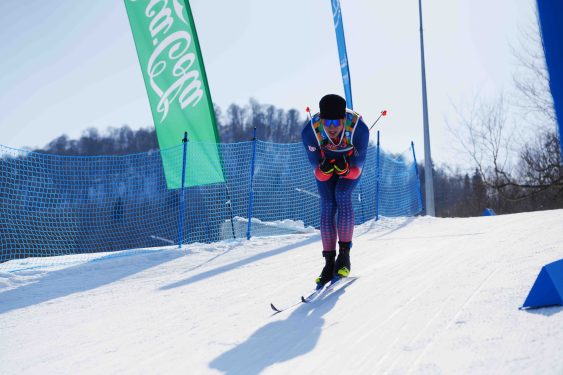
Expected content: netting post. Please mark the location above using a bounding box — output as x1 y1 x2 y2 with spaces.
225 186 237 239
178 131 188 249
376 130 381 221
411 141 424 214
246 127 257 240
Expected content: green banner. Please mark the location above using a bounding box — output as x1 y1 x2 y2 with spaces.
124 0 224 188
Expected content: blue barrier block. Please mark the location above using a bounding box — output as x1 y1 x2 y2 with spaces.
522 259 563 309
482 208 496 216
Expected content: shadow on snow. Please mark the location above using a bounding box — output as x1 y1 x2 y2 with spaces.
159 235 320 291
522 305 563 317
209 279 356 375
0 250 182 315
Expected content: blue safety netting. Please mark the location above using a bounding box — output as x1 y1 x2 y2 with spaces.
0 140 422 270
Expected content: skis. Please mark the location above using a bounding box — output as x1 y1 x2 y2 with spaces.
270 301 300 314
270 276 358 315
301 276 356 303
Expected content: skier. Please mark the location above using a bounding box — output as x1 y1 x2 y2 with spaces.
301 94 370 288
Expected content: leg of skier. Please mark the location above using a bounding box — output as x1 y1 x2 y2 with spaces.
334 177 360 277
315 175 338 287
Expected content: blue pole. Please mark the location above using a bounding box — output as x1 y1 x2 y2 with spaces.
178 131 188 248
411 141 424 214
246 127 257 240
376 130 380 221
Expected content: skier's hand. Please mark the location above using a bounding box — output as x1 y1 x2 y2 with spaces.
319 158 335 175
334 155 349 176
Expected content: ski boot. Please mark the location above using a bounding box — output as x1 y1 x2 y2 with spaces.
315 251 336 289
335 241 352 278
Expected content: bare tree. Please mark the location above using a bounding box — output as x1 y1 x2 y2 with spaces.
448 21 562 209
508 20 562 202
517 128 562 193
512 23 556 126
450 95 515 191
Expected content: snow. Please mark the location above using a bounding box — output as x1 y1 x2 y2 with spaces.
220 217 316 240
1 210 562 375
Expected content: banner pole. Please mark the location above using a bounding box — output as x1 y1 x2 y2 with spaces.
330 0 354 108
178 132 188 249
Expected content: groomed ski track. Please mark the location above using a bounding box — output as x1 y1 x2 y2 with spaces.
1 210 562 374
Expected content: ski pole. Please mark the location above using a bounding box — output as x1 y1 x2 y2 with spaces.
306 106 313 123
369 110 388 131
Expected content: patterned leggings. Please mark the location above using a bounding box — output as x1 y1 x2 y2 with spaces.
316 175 360 252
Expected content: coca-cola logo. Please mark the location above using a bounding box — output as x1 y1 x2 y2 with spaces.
130 0 205 123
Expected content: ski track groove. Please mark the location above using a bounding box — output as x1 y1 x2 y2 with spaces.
387 241 502 375
361 251 461 374
381 290 452 375
347 248 461 373
405 266 500 375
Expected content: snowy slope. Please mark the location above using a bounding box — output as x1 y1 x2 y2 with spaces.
1 210 562 375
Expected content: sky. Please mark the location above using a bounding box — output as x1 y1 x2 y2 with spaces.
0 0 540 167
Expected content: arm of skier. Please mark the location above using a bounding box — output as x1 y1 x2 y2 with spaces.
302 124 333 181
342 119 369 180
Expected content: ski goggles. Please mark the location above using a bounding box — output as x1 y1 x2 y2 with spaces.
322 119 343 128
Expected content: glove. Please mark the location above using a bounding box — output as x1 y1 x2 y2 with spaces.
334 155 349 176
319 158 335 175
